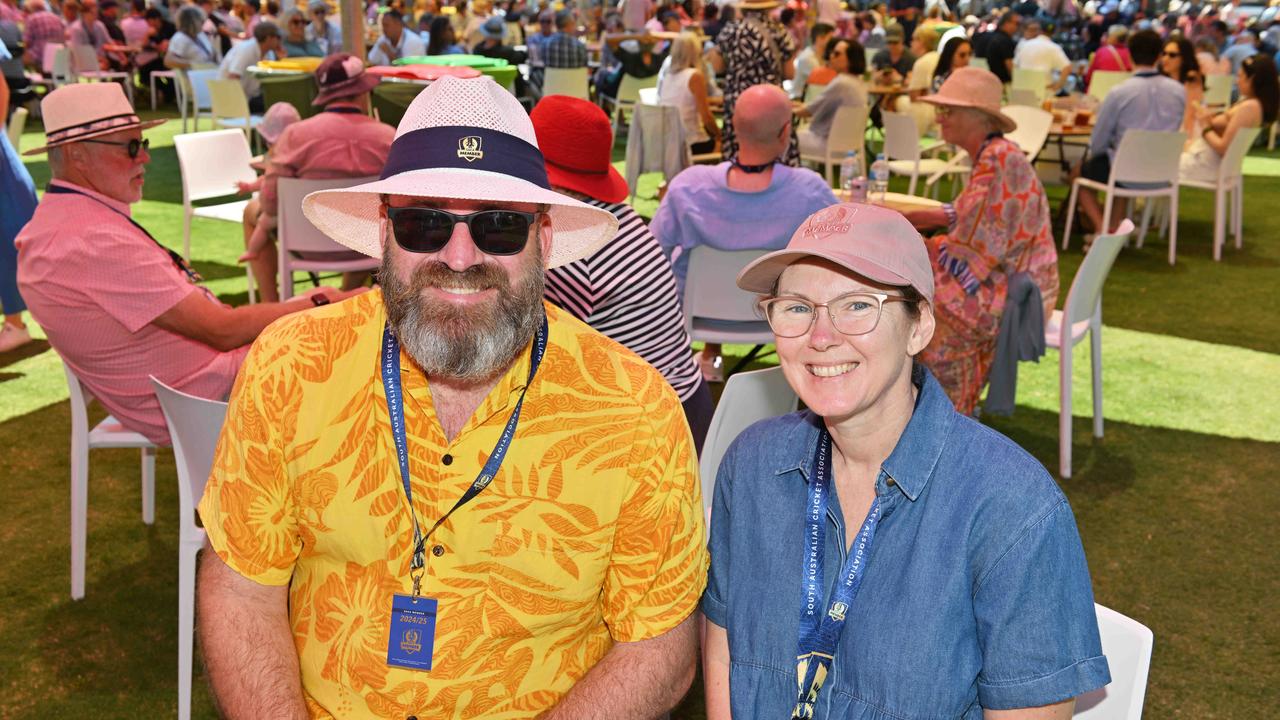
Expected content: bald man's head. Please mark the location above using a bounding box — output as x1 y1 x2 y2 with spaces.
734 84 792 154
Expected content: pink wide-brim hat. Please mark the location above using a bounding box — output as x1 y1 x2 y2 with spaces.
737 202 935 304
24 83 165 156
919 66 1018 134
302 75 618 268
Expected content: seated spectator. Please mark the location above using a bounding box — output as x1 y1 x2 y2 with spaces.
796 37 869 156
279 7 323 56
164 5 217 70
1223 29 1260 76
137 7 176 100
657 32 719 154
244 53 395 302
530 95 713 450
1159 35 1202 136
20 0 65 71
1083 24 1132 89
96 0 130 68
905 24 941 100
1182 55 1279 183
366 9 424 65
545 9 587 69
931 35 970 92
1074 29 1185 236
68 1 111 69
700 1 724 39
792 21 834 100
871 22 916 84
426 14 464 55
1195 35 1230 76
15 84 357 443
217 19 279 113
978 10 1018 84
645 7 681 34
1014 19 1072 92
903 67 1060 415
119 0 150 48
857 10 885 50
525 8 556 91
235 100 299 272
597 28 667 100
305 0 341 54
472 15 527 95
460 0 491 49
651 84 838 380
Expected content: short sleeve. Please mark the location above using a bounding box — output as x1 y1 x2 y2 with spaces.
700 443 733 627
973 499 1111 709
601 381 708 642
197 330 301 586
73 225 198 332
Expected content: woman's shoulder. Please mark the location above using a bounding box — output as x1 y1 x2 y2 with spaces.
721 410 818 469
935 412 1065 512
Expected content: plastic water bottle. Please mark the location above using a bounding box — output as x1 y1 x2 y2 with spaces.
839 150 866 202
871 153 890 199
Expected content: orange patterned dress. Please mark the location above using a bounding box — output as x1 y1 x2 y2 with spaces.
198 291 708 718
919 136 1059 416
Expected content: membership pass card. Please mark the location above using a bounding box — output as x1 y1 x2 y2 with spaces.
388 594 438 671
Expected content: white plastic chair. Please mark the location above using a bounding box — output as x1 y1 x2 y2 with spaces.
604 72 659 131
698 366 798 522
882 111 954 197
969 56 989 72
276 176 381 299
70 44 134 105
1011 67 1048 102
150 68 179 111
60 358 157 600
50 45 77 88
799 105 868 186
1202 73 1231 108
208 77 263 149
1007 87 1040 107
173 129 257 262
1073 603 1154 720
1061 130 1185 264
5 106 28 151
184 68 218 132
1087 70 1132 102
682 247 775 374
1045 220 1129 479
151 377 228 720
1002 104 1053 160
1170 126 1261 261
638 86 659 105
541 67 589 99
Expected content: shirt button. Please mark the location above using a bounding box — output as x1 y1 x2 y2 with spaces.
408 716 418 720
886 478 896 487
441 453 453 466
432 544 445 557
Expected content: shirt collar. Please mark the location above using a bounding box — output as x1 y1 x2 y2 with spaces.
774 364 955 502
48 179 133 217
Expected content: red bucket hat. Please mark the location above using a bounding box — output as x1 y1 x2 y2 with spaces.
529 95 629 204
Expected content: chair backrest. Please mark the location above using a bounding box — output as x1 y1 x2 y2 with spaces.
1007 87 1040 107
698 366 798 520
1108 129 1185 186
803 81 825 104
172 129 258 203
42 42 64 74
1217 125 1261 182
60 358 93 441
1001 105 1053 158
51 46 75 84
151 377 228 533
1061 219 1130 332
6 106 28 150
1011 67 1048 100
616 72 658 105
881 111 921 162
1073 603 1154 720
186 68 217 112
1088 70 1132 101
682 247 772 328
542 67 589 100
638 86 659 105
826 104 869 162
969 56 989 72
1203 73 1232 107
70 44 99 73
277 175 379 254
208 78 251 120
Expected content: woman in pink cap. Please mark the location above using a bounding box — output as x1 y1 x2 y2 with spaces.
902 67 1059 416
701 202 1109 719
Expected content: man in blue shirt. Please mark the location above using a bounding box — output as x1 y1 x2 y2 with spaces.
1075 29 1185 236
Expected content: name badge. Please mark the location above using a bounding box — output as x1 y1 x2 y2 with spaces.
387 594 437 671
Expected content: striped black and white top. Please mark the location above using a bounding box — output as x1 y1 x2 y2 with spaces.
545 199 703 402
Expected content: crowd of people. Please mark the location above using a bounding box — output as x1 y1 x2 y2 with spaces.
4 0 1280 715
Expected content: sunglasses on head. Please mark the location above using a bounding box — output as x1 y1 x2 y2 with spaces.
82 137 149 158
385 206 540 255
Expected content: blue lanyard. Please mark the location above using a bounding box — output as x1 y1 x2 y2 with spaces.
792 429 883 720
380 314 548 598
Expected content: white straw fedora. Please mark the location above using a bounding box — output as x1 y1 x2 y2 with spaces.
24 83 165 156
302 75 618 268
918 67 1018 134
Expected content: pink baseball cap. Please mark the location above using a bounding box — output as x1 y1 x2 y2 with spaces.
736 202 935 303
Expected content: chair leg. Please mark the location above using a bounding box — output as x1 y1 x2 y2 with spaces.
141 446 156 525
1136 197 1153 245
1100 193 1113 244
1234 183 1245 249
70 435 88 600
1059 344 1073 479
178 540 200 720
1090 323 1104 439
1168 191 1179 266
1213 186 1226 261
1158 195 1170 239
183 208 193 262
1062 181 1079 250
907 171 917 197
150 72 158 111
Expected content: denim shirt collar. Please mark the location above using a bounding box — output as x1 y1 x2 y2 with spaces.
773 364 955 502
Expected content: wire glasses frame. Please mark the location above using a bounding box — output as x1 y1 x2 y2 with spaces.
758 292 913 338
81 137 150 159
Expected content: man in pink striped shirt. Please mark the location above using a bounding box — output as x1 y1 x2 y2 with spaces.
16 83 361 444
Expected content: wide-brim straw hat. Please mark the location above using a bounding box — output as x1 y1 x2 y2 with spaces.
24 83 165 156
919 66 1017 134
738 0 780 10
302 75 618 267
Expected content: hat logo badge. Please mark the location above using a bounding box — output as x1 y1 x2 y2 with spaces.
457 136 484 162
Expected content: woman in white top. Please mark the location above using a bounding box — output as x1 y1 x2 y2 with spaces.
658 33 721 155
1181 54 1279 183
164 5 217 69
795 37 868 156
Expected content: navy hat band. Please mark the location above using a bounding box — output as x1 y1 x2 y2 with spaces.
380 125 550 189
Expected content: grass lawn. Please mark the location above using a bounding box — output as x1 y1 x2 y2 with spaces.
2 108 1278 719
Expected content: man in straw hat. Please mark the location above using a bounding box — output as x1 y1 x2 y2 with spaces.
197 75 708 719
14 83 357 445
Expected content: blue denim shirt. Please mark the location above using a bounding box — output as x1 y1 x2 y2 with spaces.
702 366 1110 719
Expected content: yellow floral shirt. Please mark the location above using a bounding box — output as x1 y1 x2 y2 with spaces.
198 291 708 719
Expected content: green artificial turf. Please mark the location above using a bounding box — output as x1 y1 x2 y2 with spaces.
2 109 1278 719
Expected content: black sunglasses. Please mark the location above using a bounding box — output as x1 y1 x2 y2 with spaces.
385 207 539 255
82 137 149 158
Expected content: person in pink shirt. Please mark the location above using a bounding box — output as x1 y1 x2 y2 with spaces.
243 52 395 301
1084 24 1133 90
15 83 361 444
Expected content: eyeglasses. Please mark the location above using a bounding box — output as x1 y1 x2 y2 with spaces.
82 137 149 158
759 292 913 338
1161 50 1180 58
384 207 539 255
289 18 305 24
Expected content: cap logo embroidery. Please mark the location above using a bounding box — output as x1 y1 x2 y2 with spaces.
802 205 858 239
457 135 484 162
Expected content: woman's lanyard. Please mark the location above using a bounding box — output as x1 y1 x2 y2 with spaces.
380 315 548 599
791 429 883 720
45 184 203 284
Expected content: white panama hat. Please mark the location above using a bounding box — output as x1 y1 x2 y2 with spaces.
302 75 618 268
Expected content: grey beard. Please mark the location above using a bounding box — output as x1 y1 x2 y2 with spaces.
381 249 545 383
